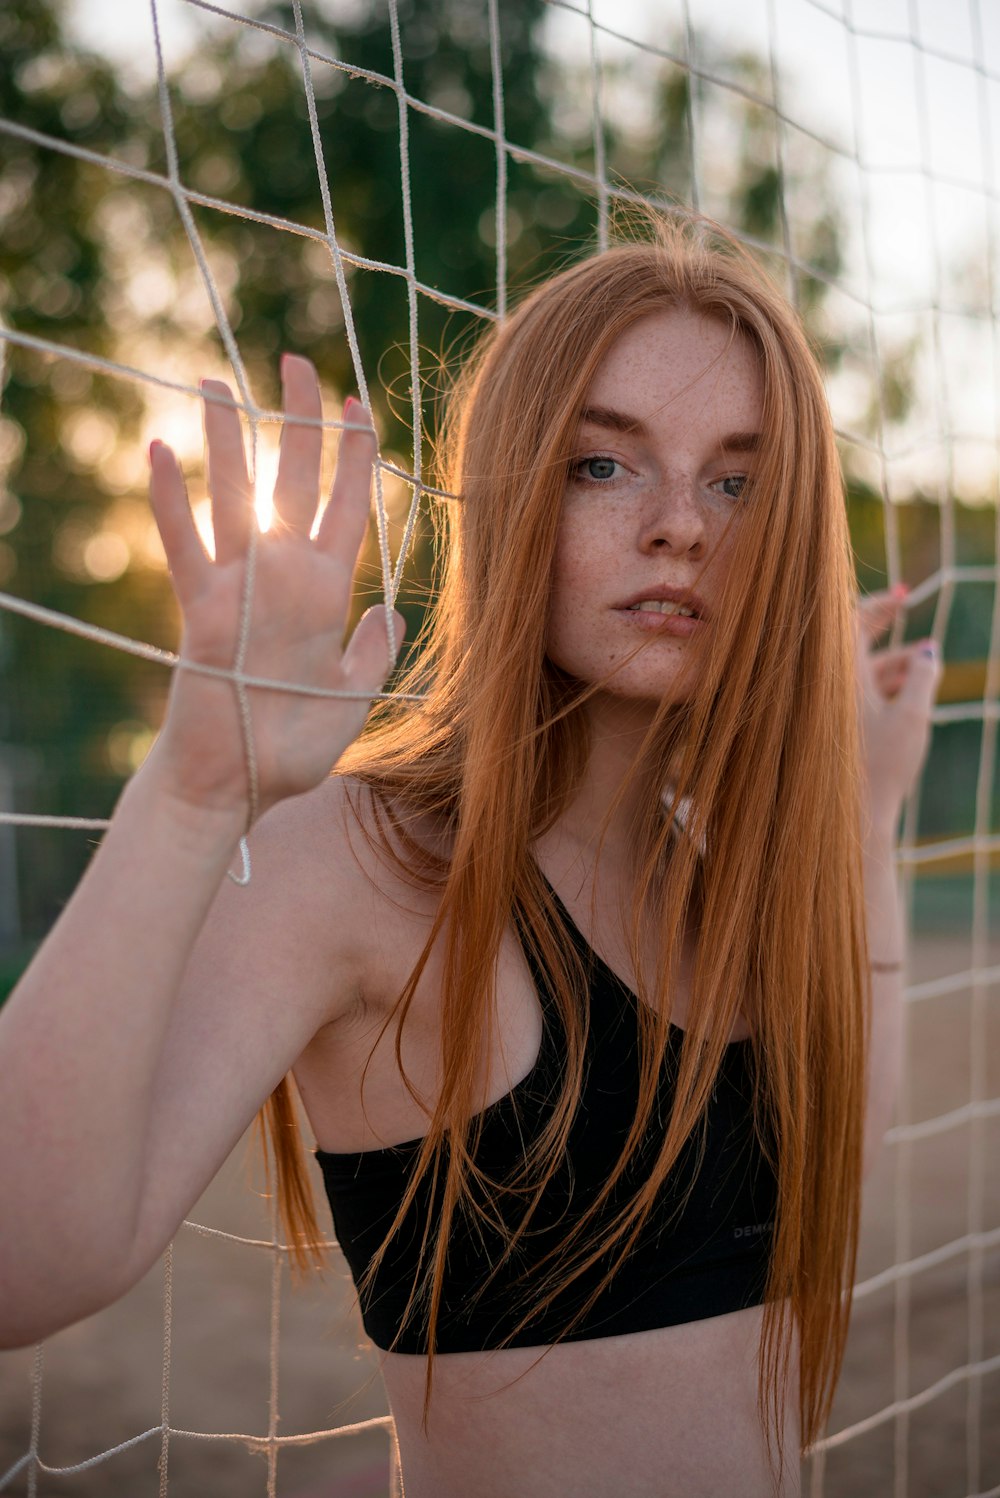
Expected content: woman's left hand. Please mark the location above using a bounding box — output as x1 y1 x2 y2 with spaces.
856 588 942 838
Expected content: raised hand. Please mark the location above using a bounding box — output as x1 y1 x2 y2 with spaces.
856 587 941 834
147 354 403 824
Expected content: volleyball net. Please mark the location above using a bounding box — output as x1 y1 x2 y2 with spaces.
0 0 998 1493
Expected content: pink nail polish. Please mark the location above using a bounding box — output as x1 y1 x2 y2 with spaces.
344 396 357 417
891 582 909 599
149 440 161 462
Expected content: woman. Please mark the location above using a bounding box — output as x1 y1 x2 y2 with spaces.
0 216 937 1497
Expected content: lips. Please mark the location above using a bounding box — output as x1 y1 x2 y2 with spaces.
617 585 708 620
627 600 696 619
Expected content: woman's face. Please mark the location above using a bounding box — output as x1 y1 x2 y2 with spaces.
546 307 763 707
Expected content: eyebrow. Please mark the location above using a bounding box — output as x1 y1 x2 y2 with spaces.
578 405 649 437
577 406 765 455
718 431 765 454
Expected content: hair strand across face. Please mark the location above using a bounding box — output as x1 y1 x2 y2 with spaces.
262 209 867 1476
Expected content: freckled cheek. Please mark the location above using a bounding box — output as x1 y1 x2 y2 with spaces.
545 589 617 681
551 516 617 590
706 508 741 563
544 585 584 669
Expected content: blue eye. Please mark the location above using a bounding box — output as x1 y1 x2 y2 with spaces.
713 474 748 501
574 455 622 483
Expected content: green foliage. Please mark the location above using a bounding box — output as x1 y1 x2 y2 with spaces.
0 4 170 929
0 0 993 946
162 0 567 447
0 0 564 940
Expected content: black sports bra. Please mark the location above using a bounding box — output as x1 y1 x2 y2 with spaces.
316 889 778 1354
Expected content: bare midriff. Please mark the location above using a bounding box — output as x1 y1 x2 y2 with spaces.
292 793 797 1497
380 1309 800 1498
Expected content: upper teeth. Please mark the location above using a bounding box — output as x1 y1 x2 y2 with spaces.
629 600 695 616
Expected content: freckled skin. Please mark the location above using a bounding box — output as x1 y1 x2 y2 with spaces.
546 309 763 716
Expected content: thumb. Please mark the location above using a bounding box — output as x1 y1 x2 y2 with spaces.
896 641 942 714
342 605 407 692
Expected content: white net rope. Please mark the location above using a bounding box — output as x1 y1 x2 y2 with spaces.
0 0 998 1493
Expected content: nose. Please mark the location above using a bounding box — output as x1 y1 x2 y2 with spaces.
638 481 708 558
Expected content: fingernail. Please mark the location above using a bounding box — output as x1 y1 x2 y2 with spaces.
280 352 290 377
891 582 909 599
920 639 937 658
148 439 161 462
344 396 357 418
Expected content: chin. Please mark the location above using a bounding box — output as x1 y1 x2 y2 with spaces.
545 651 698 715
589 672 696 713
609 654 699 700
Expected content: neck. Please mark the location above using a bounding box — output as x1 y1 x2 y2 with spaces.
547 694 666 872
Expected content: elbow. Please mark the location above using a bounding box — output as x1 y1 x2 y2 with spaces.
0 1318 53 1354
0 1289 121 1351
0 1252 131 1350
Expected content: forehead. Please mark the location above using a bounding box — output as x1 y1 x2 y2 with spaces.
581 308 763 431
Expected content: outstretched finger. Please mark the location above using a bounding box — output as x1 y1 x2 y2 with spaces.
868 647 926 706
272 354 323 537
342 605 407 697
872 644 915 680
202 378 253 565
316 398 377 584
149 441 210 608
896 641 942 715
857 585 908 647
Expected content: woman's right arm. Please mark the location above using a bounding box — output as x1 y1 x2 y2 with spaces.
0 356 401 1346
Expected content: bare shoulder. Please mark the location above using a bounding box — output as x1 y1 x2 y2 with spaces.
188 776 368 1025
239 773 378 927
190 773 443 1031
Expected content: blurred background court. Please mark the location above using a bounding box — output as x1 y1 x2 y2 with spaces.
2 914 997 1497
1 0 999 1492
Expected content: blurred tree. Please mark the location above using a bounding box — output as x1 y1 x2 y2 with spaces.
165 0 557 444
0 0 560 957
0 0 989 973
158 0 560 627
0 3 165 945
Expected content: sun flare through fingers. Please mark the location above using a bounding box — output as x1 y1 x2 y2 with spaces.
252 438 280 535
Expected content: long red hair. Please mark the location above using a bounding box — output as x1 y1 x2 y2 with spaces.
259 212 868 1469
